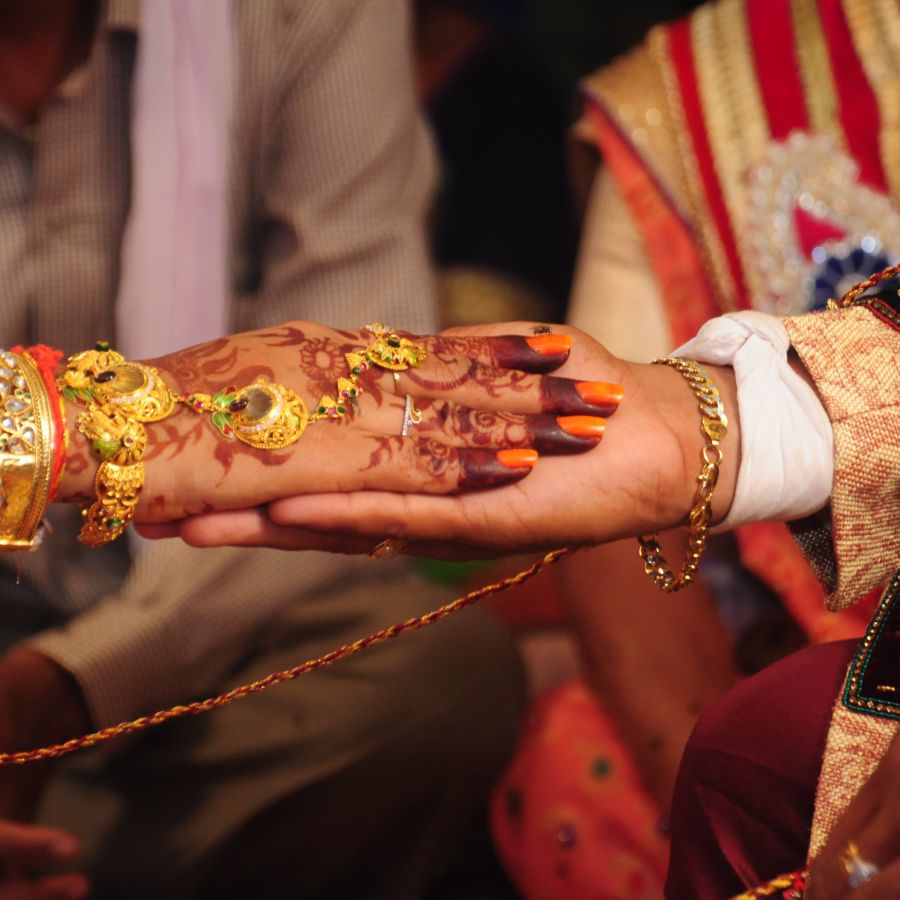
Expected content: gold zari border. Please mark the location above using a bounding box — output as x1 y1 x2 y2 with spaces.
842 0 900 201
843 570 900 719
790 0 844 143
690 0 771 299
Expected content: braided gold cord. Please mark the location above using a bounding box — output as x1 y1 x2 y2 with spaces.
0 547 573 766
830 262 900 307
730 868 809 898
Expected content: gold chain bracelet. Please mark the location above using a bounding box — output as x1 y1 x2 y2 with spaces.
637 357 728 592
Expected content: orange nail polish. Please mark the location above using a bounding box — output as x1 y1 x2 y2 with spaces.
525 334 573 356
557 415 606 438
575 382 624 406
496 449 539 469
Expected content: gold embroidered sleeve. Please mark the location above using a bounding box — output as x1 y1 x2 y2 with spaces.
577 37 691 219
783 306 900 610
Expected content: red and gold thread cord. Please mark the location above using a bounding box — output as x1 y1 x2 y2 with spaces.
0 547 574 766
834 262 900 305
731 868 809 898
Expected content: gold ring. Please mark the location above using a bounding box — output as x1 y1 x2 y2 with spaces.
369 538 408 560
360 323 427 371
840 840 879 889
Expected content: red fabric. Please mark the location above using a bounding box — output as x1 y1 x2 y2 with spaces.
793 207 847 258
817 0 886 192
747 0 808 139
491 680 669 900
665 640 857 898
668 20 751 308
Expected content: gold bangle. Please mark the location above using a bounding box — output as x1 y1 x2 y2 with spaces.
0 351 55 551
73 405 147 547
78 461 145 547
637 357 728 592
58 342 176 422
58 343 159 548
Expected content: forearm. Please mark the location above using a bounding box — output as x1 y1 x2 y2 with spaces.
624 358 741 530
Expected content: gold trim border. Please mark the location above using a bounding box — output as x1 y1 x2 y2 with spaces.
843 570 900 719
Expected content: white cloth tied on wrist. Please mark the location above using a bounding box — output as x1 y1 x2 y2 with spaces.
673 311 833 529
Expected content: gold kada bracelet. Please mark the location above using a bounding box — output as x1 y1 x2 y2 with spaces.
0 351 55 551
637 357 728 592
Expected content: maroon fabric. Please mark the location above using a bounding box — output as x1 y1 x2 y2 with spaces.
665 640 858 899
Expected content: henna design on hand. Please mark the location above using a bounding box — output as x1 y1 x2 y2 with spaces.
142 417 203 462
457 448 533 490
527 413 604 455
423 404 603 454
257 325 309 347
405 362 533 399
295 338 359 400
540 377 621 417
64 448 90 477
428 335 570 374
427 404 528 448
362 435 534 491
363 435 454 485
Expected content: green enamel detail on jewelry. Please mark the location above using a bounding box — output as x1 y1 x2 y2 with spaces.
92 438 122 461
211 410 234 437
212 388 236 411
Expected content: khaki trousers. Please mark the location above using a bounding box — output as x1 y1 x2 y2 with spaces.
38 571 524 899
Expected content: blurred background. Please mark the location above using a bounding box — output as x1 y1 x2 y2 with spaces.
415 0 701 328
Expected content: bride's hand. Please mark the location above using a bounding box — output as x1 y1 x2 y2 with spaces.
138 324 740 558
57 322 619 523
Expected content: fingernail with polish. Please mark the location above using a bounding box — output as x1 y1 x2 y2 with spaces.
497 449 539 468
458 448 538 491
575 381 624 408
526 334 573 356
557 415 606 439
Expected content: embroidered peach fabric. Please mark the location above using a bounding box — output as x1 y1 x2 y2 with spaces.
808 702 898 859
783 307 900 611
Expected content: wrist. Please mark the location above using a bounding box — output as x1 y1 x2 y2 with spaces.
54 399 99 504
55 362 184 516
629 359 740 529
